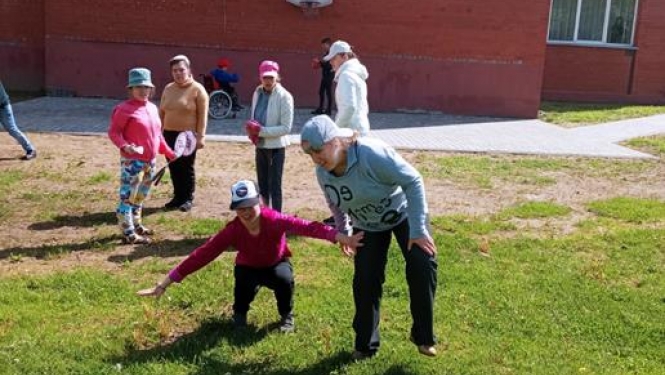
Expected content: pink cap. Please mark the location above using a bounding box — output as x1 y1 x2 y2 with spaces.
259 60 280 78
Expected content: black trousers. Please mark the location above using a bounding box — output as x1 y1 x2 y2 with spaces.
233 259 294 318
352 219 438 353
163 130 197 203
221 82 241 109
318 77 333 112
255 147 285 212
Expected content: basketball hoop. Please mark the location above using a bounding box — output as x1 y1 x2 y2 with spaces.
286 0 333 18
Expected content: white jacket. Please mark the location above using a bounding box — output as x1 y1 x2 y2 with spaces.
250 83 294 149
334 58 370 136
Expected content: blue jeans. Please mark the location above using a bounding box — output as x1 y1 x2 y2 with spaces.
0 103 34 153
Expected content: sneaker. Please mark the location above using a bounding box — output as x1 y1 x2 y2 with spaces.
417 345 437 357
232 313 247 328
351 350 376 361
21 150 37 160
123 233 151 244
179 201 193 212
164 199 181 209
410 335 437 357
135 225 154 236
278 314 295 333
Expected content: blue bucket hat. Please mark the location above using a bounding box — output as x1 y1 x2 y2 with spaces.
127 67 155 88
300 115 354 153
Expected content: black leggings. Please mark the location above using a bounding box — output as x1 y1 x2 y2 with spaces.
163 130 197 203
233 259 294 317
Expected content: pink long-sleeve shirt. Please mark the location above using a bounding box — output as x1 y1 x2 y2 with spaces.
108 99 175 161
168 207 339 282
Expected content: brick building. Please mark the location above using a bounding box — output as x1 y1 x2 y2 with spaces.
1 0 663 118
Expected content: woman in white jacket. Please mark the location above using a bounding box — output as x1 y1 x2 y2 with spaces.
249 60 294 212
323 40 370 136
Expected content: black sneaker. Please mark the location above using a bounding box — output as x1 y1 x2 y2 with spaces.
278 314 295 333
164 199 181 209
351 350 376 361
179 201 193 212
21 150 37 160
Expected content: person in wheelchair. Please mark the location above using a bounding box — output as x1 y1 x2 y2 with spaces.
210 57 243 112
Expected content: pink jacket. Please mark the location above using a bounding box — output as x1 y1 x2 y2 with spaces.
108 99 175 161
169 207 339 282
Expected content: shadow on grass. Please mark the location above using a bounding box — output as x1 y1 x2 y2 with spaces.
114 316 357 375
0 235 120 260
111 317 265 364
107 237 209 263
28 207 162 230
113 315 416 374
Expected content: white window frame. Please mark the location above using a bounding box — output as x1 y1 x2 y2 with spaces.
547 0 639 48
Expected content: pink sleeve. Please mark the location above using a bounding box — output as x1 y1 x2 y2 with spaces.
107 105 129 150
158 134 176 160
169 225 235 282
271 210 338 243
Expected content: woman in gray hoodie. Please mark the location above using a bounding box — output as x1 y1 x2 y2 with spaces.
300 115 438 360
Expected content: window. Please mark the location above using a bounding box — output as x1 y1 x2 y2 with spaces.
548 0 638 45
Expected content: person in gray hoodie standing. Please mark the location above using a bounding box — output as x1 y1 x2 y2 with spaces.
300 115 438 360
249 60 294 212
323 40 370 136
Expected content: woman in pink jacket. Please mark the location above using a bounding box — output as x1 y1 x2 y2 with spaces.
108 68 175 244
138 179 364 333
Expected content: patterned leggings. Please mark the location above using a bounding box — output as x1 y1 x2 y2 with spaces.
116 157 155 235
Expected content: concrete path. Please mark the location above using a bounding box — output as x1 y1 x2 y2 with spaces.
11 97 665 159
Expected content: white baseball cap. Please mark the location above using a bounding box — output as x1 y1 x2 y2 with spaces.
323 40 353 61
230 180 261 210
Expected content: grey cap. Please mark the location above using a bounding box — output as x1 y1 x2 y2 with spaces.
300 115 354 151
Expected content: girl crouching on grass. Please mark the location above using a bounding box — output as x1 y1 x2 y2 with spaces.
108 68 175 244
138 179 364 333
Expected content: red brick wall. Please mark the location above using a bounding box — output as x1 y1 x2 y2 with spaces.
38 0 550 117
631 0 665 101
0 0 45 90
542 0 665 103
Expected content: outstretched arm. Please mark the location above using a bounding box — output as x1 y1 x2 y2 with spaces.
137 275 174 298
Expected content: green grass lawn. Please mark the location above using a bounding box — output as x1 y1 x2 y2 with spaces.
539 101 665 127
1 200 663 374
1 137 664 374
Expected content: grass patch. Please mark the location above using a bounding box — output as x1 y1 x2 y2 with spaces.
0 225 663 374
498 201 572 219
154 215 225 237
625 135 665 157
86 171 113 184
588 197 665 223
539 101 665 127
417 154 649 189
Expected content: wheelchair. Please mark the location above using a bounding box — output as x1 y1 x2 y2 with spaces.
200 74 235 119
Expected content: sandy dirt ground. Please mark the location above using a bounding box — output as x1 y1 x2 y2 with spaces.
1 133 663 276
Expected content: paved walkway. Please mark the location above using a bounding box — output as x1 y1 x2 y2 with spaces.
11 97 665 159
